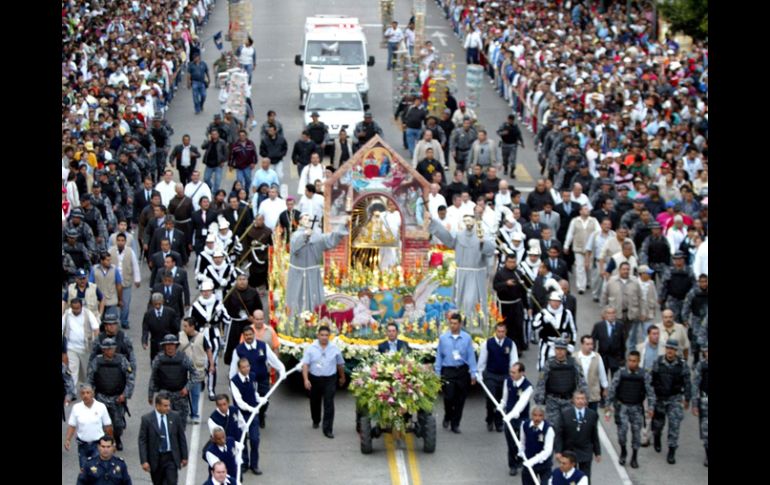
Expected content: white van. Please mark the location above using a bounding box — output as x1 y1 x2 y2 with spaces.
295 16 375 104
301 82 368 140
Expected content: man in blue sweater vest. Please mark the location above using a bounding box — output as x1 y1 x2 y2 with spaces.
229 325 286 429
203 426 241 480
518 405 555 485
549 450 588 485
498 362 532 476
478 322 519 432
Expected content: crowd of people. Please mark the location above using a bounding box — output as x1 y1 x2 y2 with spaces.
61 0 708 483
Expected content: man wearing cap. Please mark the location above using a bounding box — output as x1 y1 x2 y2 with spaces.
79 196 110 256
534 338 587 432
640 222 671 280
87 336 135 451
497 114 525 178
450 118 478 173
170 134 201 186
64 230 92 274
90 181 117 234
191 279 229 401
201 248 237 303
651 338 691 463
304 111 330 156
691 344 708 467
91 308 137 371
142 293 181 363
149 334 196 423
533 290 577 371
658 252 694 322
353 112 383 152
607 350 655 469
682 274 708 363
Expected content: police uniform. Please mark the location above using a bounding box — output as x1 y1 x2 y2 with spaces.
682 284 708 364
65 211 98 258
608 365 656 467
651 339 692 463
692 345 708 466
90 325 137 372
76 454 131 484
64 232 91 272
657 255 694 322
148 334 196 422
87 340 135 450
534 340 587 432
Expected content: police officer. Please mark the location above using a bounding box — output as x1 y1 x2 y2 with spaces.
498 362 532 476
651 339 692 464
87 337 135 451
435 313 478 433
228 325 285 428
306 112 329 158
478 322 519 432
682 274 708 365
449 117 477 173
80 194 109 255
65 208 98 257
148 334 196 423
64 229 92 271
658 252 694 322
692 343 708 467
534 338 587 432
90 309 137 371
497 114 525 177
607 350 655 469
77 435 131 485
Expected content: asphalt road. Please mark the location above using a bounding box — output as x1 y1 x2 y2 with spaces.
62 1 708 484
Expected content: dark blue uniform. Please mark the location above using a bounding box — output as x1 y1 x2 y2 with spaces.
77 455 132 484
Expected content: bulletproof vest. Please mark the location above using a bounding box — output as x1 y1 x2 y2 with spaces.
647 237 670 263
307 123 326 144
667 271 693 299
456 130 474 150
652 358 685 398
64 243 88 269
616 371 646 404
545 359 577 396
500 123 520 144
691 292 708 318
94 359 126 396
138 134 153 153
92 196 108 221
700 362 708 395
634 228 651 249
98 332 131 360
151 127 169 147
156 356 187 391
83 208 100 236
102 181 119 206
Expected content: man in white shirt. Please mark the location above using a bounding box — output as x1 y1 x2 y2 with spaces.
64 384 113 469
256 186 286 230
495 180 513 209
427 183 447 220
384 21 404 70
549 452 589 485
446 194 474 233
184 170 212 211
297 153 325 194
693 237 707 277
570 182 592 210
518 406 555 483
296 186 325 234
666 215 687 254
155 168 177 207
108 69 129 87
251 158 280 194
574 336 608 412
62 299 101 385
464 26 483 64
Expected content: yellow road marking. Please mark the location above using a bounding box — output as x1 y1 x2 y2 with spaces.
404 433 422 485
515 163 534 182
384 434 402 485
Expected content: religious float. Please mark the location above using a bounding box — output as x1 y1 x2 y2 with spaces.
264 136 503 367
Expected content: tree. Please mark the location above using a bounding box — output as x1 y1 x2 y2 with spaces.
659 0 708 40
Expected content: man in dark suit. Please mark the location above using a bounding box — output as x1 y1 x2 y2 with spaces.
522 211 548 244
591 197 619 231
222 194 253 239
152 255 191 309
554 190 578 244
142 294 181 363
560 280 578 329
554 391 601 481
543 246 569 280
590 306 627 377
168 134 201 186
149 240 183 285
139 392 189 485
134 179 159 224
152 271 185 317
150 217 189 265
190 196 218 254
539 227 563 260
377 323 411 354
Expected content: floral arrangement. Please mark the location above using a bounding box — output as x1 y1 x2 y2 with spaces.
428 246 456 288
349 352 442 433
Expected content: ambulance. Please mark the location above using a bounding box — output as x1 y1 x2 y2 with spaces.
295 16 375 104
